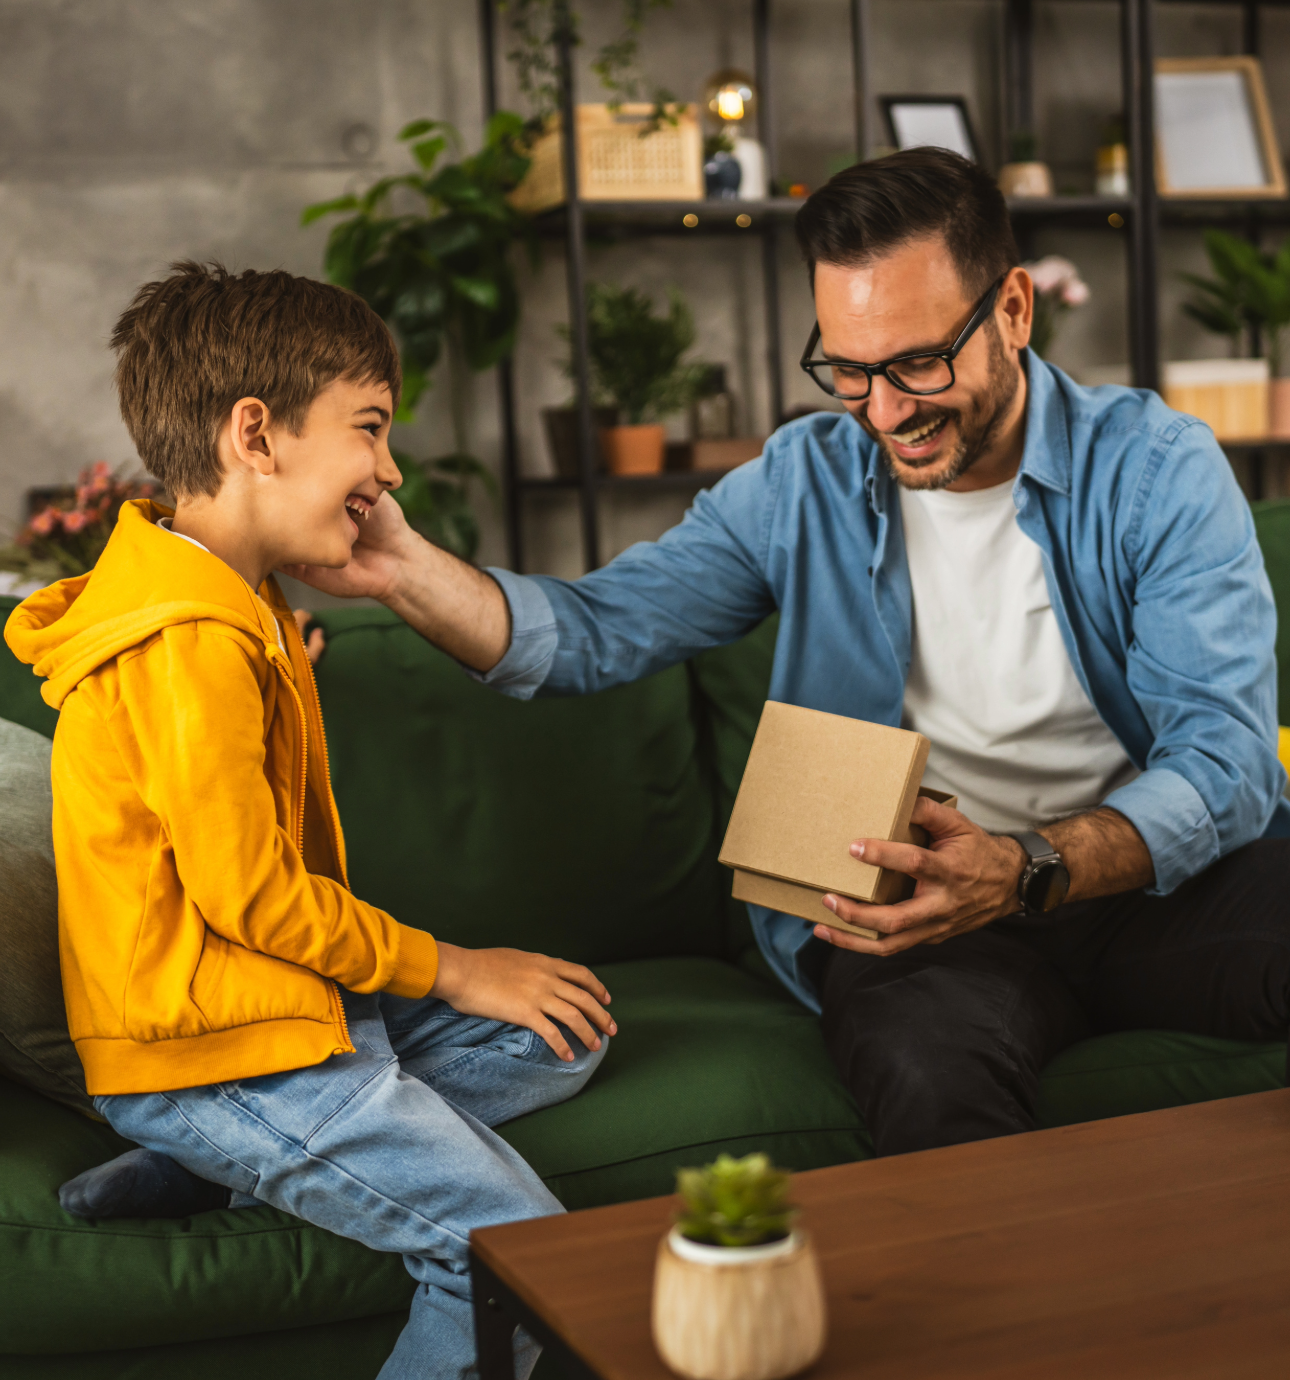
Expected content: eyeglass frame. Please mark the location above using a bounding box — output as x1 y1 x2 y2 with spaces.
798 274 1007 401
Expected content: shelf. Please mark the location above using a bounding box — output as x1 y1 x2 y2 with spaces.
1217 437 1290 450
517 470 734 491
1159 198 1290 227
533 198 804 238
531 195 1137 238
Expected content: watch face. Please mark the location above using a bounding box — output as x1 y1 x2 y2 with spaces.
1029 860 1071 913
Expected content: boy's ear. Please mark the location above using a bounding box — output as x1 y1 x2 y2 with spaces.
225 397 276 478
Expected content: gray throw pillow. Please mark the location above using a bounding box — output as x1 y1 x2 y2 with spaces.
0 716 94 1116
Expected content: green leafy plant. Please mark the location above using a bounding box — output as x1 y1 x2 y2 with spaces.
303 113 532 417
502 0 682 136
559 283 706 424
1181 228 1290 375
389 451 500 561
303 114 531 559
0 463 158 583
675 1153 797 1248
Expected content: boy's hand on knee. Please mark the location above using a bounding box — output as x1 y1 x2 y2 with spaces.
428 943 616 1062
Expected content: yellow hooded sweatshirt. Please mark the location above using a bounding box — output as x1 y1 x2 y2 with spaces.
4 499 439 1096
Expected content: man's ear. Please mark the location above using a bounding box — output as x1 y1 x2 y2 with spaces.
999 266 1034 351
225 397 276 478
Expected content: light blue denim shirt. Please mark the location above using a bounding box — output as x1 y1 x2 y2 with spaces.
480 356 1288 1010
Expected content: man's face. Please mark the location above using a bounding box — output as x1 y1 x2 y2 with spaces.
267 376 403 569
813 238 1029 491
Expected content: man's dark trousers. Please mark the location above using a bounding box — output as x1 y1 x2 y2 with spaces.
821 839 1290 1156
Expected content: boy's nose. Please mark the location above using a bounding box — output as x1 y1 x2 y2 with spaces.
377 446 403 491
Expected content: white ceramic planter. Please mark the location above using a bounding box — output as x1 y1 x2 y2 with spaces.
652 1227 827 1380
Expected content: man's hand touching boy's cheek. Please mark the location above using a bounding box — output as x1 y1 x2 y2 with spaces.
429 943 616 1062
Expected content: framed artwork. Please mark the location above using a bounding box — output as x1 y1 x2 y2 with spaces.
1154 57 1286 199
880 96 980 164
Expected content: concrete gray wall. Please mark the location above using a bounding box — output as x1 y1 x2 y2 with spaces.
1 1 1284 583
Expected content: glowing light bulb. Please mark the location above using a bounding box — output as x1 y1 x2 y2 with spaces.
716 88 745 122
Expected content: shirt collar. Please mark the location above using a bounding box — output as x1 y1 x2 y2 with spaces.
1016 350 1072 496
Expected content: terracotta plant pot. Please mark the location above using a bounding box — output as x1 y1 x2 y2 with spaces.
651 1227 827 1380
541 406 619 478
599 423 666 476
1269 378 1290 439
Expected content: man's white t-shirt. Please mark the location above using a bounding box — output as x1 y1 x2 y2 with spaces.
898 479 1138 833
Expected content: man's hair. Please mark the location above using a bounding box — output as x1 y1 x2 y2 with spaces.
794 148 1019 299
111 261 402 500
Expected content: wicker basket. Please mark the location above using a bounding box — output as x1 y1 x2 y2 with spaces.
511 104 703 213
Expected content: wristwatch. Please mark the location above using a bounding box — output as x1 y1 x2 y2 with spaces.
1005 831 1071 915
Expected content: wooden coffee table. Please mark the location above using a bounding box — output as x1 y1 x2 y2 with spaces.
470 1090 1290 1379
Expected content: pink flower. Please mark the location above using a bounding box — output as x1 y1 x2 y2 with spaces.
62 509 92 534
28 508 60 537
1024 255 1089 308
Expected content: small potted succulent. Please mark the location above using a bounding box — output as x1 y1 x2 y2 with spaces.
651 1153 827 1380
558 283 707 475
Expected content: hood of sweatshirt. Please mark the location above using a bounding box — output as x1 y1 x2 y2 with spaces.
5 499 287 710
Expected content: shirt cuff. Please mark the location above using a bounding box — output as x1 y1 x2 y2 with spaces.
385 925 439 998
1103 767 1220 896
467 568 558 700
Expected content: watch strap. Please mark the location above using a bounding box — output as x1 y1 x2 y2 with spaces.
1008 831 1061 865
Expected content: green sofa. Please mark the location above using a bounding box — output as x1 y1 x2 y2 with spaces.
3 499 1288 1379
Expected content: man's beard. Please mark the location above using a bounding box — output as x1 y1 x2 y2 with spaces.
860 323 1021 492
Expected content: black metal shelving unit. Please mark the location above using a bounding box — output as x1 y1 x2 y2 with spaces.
478 0 1289 574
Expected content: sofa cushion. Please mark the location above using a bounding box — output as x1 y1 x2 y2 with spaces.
0 718 93 1116
1251 498 1290 725
0 1074 414 1354
313 608 731 966
497 956 868 1210
0 597 58 740
1035 1029 1285 1128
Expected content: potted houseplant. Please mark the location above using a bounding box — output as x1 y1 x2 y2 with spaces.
302 115 531 558
1181 228 1290 437
651 1153 827 1380
0 463 158 594
997 129 1053 198
559 283 706 475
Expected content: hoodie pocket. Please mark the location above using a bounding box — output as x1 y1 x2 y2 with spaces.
189 929 230 1028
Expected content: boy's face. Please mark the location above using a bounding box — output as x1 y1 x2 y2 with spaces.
267 376 402 569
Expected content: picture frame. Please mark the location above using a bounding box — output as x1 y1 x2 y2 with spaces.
880 96 980 164
1154 57 1286 199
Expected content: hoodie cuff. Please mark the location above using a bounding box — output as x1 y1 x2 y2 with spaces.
385 925 439 998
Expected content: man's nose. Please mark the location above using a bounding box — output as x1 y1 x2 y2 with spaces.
860 375 918 434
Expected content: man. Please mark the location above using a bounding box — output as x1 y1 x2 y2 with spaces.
292 148 1290 1155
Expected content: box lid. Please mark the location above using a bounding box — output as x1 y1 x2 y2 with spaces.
718 701 930 902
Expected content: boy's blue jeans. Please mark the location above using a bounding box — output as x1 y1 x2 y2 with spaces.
95 987 606 1380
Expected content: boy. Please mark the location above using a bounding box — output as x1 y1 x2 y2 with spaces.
5 261 614 1380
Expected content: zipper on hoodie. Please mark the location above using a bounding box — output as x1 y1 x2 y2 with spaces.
272 649 355 1057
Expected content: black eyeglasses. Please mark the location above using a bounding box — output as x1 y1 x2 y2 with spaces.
799 275 1005 401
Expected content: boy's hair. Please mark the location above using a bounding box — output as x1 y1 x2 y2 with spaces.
794 147 1019 299
111 261 402 500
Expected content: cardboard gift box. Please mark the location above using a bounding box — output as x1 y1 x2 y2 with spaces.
719 702 956 941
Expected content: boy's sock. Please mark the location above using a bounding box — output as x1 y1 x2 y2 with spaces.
59 1148 231 1219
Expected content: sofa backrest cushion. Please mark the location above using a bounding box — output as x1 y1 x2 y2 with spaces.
0 716 94 1116
0 596 58 739
313 608 731 965
1252 499 1290 726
